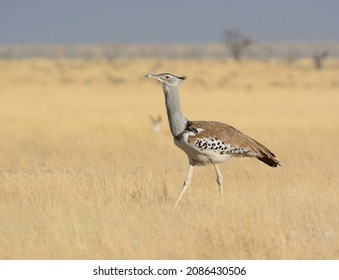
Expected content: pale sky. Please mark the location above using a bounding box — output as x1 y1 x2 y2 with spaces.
1 0 338 44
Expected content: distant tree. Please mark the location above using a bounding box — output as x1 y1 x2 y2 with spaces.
313 51 328 70
223 29 252 61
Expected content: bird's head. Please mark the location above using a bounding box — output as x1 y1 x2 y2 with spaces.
145 73 186 87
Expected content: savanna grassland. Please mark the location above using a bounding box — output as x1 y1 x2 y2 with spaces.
0 54 338 259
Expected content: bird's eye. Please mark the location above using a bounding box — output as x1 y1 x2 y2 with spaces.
165 75 170 79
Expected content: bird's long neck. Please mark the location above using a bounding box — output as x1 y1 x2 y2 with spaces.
163 84 187 137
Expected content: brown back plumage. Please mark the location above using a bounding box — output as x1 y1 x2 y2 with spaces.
188 121 280 167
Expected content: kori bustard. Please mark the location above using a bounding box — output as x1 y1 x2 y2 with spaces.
145 73 280 207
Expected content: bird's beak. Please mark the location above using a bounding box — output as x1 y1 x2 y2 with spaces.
145 73 163 84
145 73 156 79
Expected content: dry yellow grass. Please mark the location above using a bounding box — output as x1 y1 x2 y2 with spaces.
0 56 338 259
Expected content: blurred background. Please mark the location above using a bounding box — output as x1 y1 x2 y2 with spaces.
1 0 339 59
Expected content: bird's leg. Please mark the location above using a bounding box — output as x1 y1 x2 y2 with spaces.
173 164 194 208
213 164 224 199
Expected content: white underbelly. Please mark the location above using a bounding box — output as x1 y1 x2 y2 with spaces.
174 136 232 165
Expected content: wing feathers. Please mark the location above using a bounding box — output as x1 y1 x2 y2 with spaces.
188 121 280 167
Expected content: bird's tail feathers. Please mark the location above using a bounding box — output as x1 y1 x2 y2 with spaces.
257 155 280 167
244 134 281 168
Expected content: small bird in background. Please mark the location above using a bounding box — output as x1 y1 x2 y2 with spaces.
145 73 280 207
149 115 162 132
